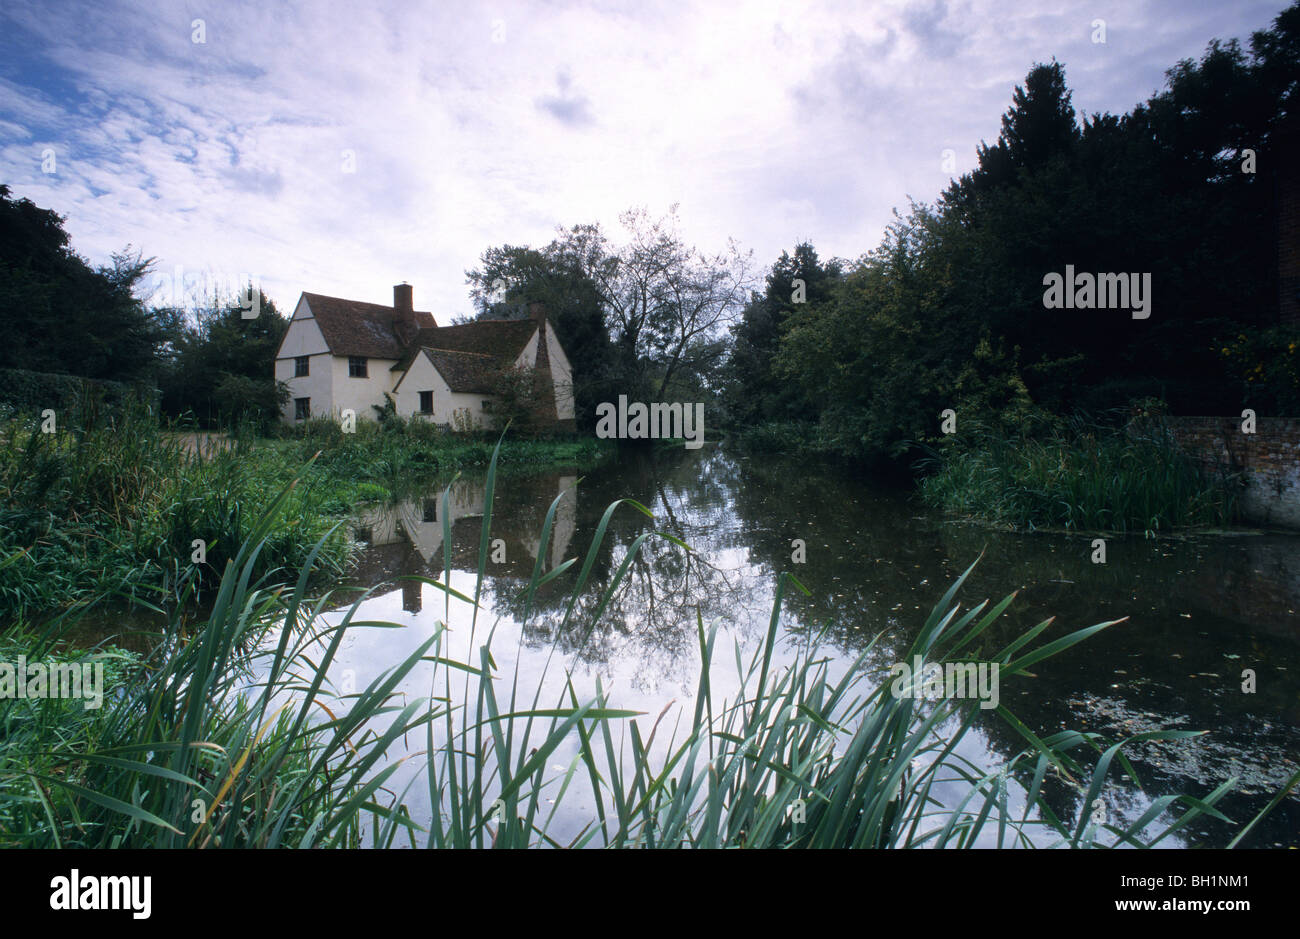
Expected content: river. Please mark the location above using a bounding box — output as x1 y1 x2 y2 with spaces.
300 442 1300 847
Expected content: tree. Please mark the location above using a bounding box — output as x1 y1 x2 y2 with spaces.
467 206 753 424
552 206 754 401
942 61 1080 211
725 242 843 426
776 6 1300 466
466 243 615 432
157 287 289 429
484 364 551 438
0 185 168 383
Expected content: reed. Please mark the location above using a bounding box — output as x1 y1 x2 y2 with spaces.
918 415 1239 533
4 437 1290 849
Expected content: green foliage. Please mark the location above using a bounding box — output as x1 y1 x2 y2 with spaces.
468 207 752 420
157 289 289 432
724 243 843 427
732 420 824 454
0 397 615 624
285 414 611 496
738 8 1300 467
0 185 168 383
466 243 618 431
212 372 289 430
484 365 551 438
919 415 1240 533
0 366 159 426
0 402 355 621
1218 325 1300 416
3 454 1281 848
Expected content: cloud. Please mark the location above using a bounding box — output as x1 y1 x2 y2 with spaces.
536 69 595 127
0 0 1285 319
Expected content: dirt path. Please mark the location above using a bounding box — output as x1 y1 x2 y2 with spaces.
168 431 232 457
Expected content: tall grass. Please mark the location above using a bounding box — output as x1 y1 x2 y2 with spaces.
0 402 355 622
5 437 1291 849
918 415 1240 533
285 414 611 495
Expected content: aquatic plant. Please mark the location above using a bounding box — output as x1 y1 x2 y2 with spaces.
4 438 1291 849
917 414 1239 533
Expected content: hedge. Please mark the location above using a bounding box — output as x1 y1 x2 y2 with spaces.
0 367 160 427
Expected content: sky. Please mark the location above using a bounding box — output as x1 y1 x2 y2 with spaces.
0 0 1288 320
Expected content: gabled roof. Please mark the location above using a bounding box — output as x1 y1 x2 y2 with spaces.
391 319 539 379
302 292 437 359
411 319 538 360
415 348 501 393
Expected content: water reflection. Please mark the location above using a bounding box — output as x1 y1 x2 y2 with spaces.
325 445 1298 846
349 476 577 613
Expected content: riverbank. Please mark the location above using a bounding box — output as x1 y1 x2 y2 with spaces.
0 406 614 626
5 450 1287 849
917 418 1240 534
729 415 1245 535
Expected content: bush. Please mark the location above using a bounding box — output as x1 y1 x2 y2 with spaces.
1219 326 1300 417
918 414 1239 533
733 420 823 453
0 366 159 429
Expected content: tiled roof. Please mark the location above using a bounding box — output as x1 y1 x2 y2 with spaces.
302 292 437 358
391 319 539 378
411 320 538 360
419 348 501 393
300 291 543 394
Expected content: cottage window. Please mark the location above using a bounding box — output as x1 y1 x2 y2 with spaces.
294 397 310 421
295 355 310 377
349 356 368 378
419 390 433 414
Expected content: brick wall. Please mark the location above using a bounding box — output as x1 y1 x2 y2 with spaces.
1148 416 1300 529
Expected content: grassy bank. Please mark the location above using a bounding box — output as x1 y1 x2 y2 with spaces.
918 416 1239 534
3 446 1292 849
0 405 613 625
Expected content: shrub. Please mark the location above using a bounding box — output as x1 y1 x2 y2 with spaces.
0 366 159 429
918 413 1239 533
2 444 1286 848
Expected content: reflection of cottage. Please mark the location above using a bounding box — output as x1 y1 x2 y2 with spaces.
523 476 577 573
350 476 578 613
274 284 575 430
352 479 486 565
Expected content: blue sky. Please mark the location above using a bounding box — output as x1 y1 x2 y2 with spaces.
0 0 1287 319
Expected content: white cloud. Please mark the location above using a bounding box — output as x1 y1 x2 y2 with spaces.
0 0 1284 317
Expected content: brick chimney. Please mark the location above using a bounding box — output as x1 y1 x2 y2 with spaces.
528 301 558 426
394 282 418 346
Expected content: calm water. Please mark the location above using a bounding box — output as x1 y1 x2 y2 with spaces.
298 443 1299 847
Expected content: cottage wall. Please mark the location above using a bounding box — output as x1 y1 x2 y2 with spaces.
275 297 333 421
546 326 576 425
393 353 493 428
329 354 398 420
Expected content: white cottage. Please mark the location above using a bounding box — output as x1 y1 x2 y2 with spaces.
273 284 575 431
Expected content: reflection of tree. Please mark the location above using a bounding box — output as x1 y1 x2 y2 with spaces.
333 447 1299 845
496 448 759 689
725 449 1300 845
